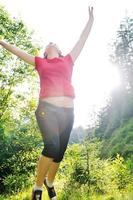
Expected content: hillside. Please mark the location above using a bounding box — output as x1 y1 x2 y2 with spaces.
101 117 133 159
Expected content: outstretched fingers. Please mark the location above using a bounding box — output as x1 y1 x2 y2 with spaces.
88 6 94 20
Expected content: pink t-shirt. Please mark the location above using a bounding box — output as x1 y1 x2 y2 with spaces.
35 54 75 99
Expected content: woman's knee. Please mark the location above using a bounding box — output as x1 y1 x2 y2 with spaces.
53 151 66 163
53 157 63 163
41 143 60 160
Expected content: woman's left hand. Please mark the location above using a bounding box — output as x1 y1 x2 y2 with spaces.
88 6 94 22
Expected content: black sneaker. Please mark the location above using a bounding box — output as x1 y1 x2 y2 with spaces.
44 178 57 200
31 189 42 200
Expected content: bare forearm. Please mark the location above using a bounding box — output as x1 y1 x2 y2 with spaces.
70 6 94 62
70 18 94 62
0 40 35 66
79 18 94 45
1 40 25 57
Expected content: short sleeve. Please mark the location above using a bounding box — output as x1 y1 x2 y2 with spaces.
64 54 74 67
35 56 45 71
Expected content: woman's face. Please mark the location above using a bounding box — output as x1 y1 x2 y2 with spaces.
45 42 60 56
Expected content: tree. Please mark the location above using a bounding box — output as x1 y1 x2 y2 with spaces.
96 16 133 136
0 5 40 122
0 5 42 194
94 15 133 159
110 17 133 92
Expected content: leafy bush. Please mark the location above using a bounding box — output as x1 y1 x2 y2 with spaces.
0 119 42 194
0 148 41 194
59 139 132 198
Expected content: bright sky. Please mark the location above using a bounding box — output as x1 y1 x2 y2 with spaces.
0 0 133 128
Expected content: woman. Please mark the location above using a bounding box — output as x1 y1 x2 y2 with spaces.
0 6 94 200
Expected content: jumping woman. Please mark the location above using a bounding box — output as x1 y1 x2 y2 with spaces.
0 6 94 200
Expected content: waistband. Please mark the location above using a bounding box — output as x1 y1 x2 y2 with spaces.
38 99 74 110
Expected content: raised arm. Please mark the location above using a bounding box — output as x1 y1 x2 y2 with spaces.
70 6 94 63
0 39 35 66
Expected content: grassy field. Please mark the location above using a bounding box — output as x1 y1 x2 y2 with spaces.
0 179 133 200
0 189 133 200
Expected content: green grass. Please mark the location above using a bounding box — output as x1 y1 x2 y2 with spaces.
0 181 132 200
1 190 132 200
58 185 133 200
0 187 49 200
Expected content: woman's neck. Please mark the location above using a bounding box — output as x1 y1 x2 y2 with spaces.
47 52 59 59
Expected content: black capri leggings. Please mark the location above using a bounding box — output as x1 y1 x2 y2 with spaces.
35 100 74 163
